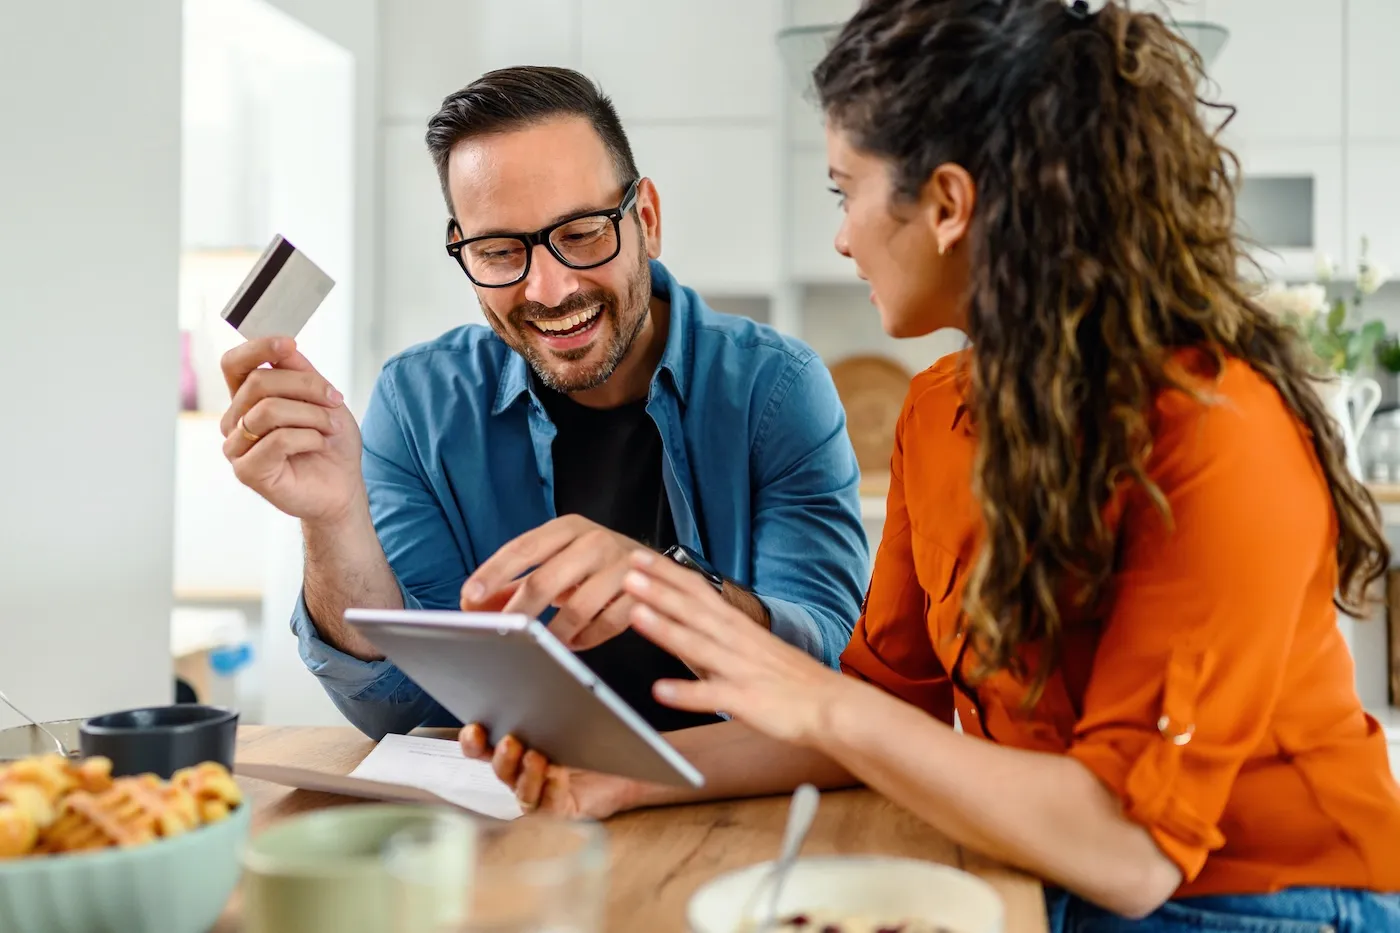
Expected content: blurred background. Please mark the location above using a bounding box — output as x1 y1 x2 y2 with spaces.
3 0 1399 736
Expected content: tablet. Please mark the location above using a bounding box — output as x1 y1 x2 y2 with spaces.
343 608 705 788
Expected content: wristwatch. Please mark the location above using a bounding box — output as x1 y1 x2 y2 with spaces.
663 544 725 592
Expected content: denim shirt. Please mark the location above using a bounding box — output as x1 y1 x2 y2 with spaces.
293 260 870 738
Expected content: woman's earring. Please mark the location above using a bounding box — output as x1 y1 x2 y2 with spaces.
937 240 947 256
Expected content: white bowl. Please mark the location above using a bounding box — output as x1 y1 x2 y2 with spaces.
687 855 1004 933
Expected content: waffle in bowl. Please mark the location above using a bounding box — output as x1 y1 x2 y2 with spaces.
0 755 250 933
172 760 244 824
0 756 240 860
0 755 115 858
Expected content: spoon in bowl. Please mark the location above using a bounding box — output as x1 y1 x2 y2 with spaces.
0 687 72 757
745 783 820 931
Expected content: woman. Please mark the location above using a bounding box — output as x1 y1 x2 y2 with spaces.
461 0 1400 927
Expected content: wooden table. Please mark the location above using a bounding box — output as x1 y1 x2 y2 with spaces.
218 726 1048 932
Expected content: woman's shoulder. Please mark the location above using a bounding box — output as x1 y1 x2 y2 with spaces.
901 349 971 425
1149 348 1329 510
1156 349 1310 442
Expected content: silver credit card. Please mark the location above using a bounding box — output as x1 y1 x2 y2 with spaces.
220 234 334 340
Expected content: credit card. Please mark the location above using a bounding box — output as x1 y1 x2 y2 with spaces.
219 234 334 340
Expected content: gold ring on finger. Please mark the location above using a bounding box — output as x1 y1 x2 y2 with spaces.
237 416 261 443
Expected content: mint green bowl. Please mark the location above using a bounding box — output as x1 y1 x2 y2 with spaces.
0 801 250 933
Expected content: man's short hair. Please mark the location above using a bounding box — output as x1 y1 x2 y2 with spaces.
425 65 640 216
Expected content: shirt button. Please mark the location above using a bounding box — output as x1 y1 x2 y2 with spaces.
1157 715 1195 746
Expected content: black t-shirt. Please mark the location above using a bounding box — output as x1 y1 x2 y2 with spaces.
535 382 722 732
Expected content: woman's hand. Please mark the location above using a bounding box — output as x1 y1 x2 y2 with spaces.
458 724 642 819
621 551 870 747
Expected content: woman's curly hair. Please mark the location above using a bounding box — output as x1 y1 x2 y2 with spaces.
814 0 1388 698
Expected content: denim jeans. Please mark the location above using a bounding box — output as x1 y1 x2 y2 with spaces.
1045 886 1400 932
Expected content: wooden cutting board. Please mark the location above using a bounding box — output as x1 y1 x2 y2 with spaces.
828 354 913 477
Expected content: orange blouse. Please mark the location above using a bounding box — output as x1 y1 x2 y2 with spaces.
840 350 1400 897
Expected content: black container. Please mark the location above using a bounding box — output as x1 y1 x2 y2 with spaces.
79 705 239 778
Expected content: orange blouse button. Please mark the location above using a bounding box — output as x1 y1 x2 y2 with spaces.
1157 715 1195 746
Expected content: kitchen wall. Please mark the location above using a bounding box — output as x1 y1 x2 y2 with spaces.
228 0 1397 725
0 1 183 728
375 0 831 360
174 0 370 727
32 0 1383 728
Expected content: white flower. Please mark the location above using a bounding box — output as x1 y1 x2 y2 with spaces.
1358 260 1390 298
1257 282 1328 321
1316 253 1336 283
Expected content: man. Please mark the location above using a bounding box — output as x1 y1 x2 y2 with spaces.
218 66 868 738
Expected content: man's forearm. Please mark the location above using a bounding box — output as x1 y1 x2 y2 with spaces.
302 493 403 661
720 581 771 629
620 719 858 811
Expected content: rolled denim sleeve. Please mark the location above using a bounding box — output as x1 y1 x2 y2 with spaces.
291 581 456 739
757 594 825 664
291 369 465 739
750 354 869 668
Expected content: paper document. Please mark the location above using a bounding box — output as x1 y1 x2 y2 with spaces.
350 734 523 821
236 734 522 821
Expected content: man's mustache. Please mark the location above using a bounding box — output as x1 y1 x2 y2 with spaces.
511 290 613 325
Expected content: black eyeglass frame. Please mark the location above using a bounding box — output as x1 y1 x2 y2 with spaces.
444 179 641 288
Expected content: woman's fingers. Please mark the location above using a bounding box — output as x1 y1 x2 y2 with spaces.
623 565 746 640
629 602 733 675
652 677 730 713
630 550 729 604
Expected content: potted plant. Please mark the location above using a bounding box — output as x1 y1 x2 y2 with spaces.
1376 336 1400 410
1257 237 1391 477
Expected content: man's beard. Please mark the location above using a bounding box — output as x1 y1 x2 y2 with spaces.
482 250 652 394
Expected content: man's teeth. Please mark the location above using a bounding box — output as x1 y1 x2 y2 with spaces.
534 305 601 334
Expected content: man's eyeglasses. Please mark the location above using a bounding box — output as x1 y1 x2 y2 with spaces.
445 179 640 288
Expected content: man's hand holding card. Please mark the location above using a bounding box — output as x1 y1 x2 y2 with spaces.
216 236 360 525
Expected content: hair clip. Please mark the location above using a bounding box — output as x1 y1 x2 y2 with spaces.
1063 0 1104 20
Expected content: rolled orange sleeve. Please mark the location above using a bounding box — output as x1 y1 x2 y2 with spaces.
841 393 954 723
1067 370 1333 882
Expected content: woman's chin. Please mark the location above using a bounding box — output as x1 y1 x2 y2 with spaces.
875 295 961 340
880 311 933 340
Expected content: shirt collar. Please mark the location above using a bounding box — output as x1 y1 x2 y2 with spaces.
491 259 691 416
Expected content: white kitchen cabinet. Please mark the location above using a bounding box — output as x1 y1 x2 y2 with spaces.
789 146 857 283
1346 143 1400 275
786 84 828 150
1207 0 1343 144
782 0 861 150
581 0 780 122
1231 142 1344 281
628 124 779 294
790 0 861 28
1347 0 1400 140
779 0 865 149
380 125 486 357
378 0 581 122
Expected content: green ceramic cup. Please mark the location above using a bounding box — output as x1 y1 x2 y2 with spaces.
241 804 477 933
